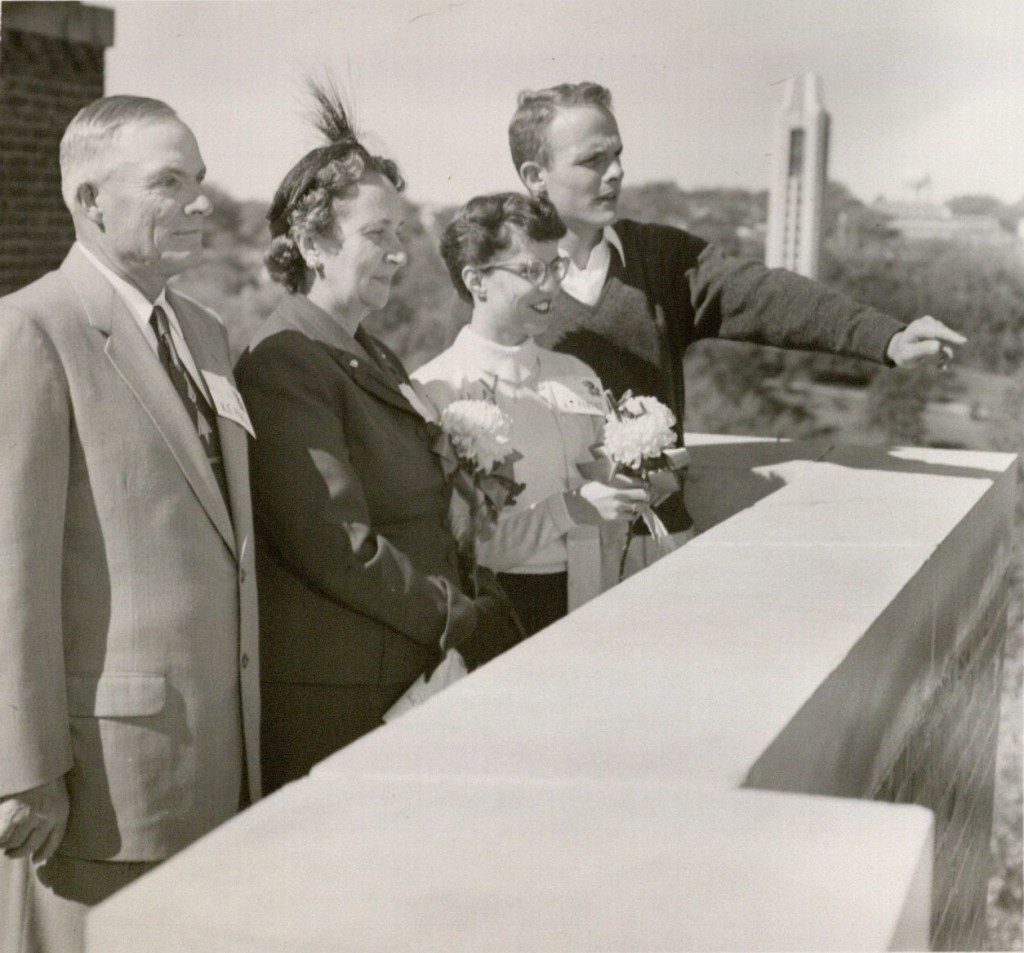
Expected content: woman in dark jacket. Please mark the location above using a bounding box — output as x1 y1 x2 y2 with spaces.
235 86 520 793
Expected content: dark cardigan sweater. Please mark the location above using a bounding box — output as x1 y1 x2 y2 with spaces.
539 218 904 431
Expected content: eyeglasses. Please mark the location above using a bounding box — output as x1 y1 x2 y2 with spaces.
477 255 570 288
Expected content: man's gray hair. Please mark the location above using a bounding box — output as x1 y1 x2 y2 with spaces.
59 95 179 211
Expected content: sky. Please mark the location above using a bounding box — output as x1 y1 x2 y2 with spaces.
99 0 1024 208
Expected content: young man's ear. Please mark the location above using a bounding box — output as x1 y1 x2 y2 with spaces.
518 161 547 197
76 182 103 226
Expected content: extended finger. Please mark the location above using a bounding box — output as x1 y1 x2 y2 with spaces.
913 317 966 345
909 317 967 345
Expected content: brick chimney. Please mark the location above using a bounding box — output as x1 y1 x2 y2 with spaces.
0 1 114 295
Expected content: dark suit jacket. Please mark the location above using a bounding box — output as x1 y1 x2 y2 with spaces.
236 293 475 690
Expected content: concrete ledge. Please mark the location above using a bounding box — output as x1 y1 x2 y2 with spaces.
86 438 1017 952
87 779 933 953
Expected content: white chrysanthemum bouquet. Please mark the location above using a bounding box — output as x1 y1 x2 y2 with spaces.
440 399 515 476
601 395 679 472
437 385 524 595
579 391 689 579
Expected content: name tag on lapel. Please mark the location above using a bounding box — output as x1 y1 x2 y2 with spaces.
202 371 256 437
537 377 608 416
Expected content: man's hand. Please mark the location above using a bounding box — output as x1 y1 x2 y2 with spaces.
0 777 69 863
886 316 967 369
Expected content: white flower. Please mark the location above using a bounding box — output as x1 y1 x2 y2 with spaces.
602 396 677 471
619 395 676 434
440 399 514 473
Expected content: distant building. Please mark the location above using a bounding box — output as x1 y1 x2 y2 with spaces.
765 73 830 279
871 199 1012 245
836 199 1015 249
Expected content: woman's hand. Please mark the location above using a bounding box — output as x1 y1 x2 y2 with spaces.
565 478 650 525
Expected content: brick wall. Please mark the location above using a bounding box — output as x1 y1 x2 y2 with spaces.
0 2 113 296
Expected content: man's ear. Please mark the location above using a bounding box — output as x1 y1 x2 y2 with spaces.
76 182 103 226
518 161 547 197
461 265 487 301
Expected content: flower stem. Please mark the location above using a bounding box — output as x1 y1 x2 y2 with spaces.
470 475 481 597
619 516 638 582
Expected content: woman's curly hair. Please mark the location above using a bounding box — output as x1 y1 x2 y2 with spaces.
264 79 404 293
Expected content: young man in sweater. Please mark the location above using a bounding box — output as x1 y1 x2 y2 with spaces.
509 81 966 533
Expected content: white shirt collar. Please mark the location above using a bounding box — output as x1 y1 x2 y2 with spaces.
75 241 176 336
455 324 541 385
557 226 625 269
558 226 625 306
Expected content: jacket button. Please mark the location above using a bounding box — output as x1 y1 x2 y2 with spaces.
239 567 247 584
241 653 250 669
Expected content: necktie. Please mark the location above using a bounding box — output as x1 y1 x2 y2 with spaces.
150 305 231 509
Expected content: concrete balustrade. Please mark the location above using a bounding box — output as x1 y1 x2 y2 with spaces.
86 436 1018 952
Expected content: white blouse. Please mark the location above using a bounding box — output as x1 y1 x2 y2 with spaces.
412 326 607 574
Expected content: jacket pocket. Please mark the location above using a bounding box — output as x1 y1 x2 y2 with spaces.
66 673 167 717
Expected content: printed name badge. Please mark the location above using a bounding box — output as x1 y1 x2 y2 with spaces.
539 377 608 416
201 371 255 438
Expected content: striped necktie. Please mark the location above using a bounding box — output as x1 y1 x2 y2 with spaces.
149 305 231 509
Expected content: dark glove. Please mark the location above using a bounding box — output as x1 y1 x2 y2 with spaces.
439 571 526 671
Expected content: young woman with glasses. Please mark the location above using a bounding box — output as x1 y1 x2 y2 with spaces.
412 193 649 636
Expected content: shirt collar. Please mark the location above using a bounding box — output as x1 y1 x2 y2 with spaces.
455 324 541 385
558 225 626 271
75 241 175 327
605 225 626 266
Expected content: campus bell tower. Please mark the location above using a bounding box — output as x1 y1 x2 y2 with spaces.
765 73 830 280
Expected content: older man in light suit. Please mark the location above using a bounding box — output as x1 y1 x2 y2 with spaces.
0 96 260 953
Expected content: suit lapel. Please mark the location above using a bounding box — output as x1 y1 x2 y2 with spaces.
171 291 253 559
169 291 241 557
61 248 236 557
336 337 418 417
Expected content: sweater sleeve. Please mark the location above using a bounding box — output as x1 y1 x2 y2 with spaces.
630 220 905 364
689 243 904 362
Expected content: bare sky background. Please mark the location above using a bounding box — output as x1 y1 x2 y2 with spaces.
100 0 1024 208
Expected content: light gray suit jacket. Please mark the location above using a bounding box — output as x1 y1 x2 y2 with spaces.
0 246 260 862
